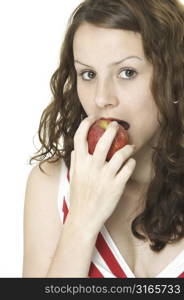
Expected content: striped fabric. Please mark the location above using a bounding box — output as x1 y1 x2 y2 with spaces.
57 160 184 278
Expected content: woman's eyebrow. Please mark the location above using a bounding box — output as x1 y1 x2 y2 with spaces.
74 55 143 68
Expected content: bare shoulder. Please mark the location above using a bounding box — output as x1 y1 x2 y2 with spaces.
24 159 62 215
22 159 63 277
28 158 62 182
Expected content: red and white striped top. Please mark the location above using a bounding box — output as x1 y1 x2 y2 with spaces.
57 160 184 278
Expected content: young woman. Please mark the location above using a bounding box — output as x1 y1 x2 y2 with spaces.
22 0 184 278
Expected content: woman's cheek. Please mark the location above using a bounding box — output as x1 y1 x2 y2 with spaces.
77 83 93 106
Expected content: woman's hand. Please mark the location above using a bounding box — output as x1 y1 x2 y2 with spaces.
67 116 136 233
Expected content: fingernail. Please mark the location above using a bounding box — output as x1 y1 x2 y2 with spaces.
111 121 118 126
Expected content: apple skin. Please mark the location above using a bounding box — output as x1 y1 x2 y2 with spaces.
87 118 129 161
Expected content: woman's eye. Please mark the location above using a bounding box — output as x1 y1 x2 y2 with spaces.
79 71 96 81
119 69 137 79
77 69 136 81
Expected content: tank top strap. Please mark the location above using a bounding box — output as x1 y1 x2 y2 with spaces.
57 159 70 224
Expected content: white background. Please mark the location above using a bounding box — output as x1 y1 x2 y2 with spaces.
0 0 82 277
0 0 184 277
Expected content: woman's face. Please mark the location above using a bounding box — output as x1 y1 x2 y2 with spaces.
73 22 162 151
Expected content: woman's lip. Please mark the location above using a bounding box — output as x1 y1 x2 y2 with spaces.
112 119 130 130
99 117 130 130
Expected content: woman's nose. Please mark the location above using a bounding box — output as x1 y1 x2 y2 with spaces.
94 78 118 108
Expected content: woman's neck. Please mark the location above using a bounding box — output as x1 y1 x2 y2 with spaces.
129 128 161 188
117 142 155 221
130 144 154 188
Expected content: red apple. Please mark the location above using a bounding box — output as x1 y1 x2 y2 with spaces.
87 117 129 161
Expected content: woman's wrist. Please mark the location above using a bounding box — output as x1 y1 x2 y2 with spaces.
63 214 101 243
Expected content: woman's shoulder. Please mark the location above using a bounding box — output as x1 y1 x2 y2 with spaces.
24 158 64 225
23 158 64 277
28 158 62 181
25 158 63 212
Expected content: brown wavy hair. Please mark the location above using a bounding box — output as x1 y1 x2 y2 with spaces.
30 0 184 252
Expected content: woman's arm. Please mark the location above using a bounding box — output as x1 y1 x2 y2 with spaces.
46 117 136 277
46 217 98 277
23 117 135 277
22 160 63 277
22 160 98 278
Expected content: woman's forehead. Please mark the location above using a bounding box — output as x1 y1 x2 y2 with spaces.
73 23 145 63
